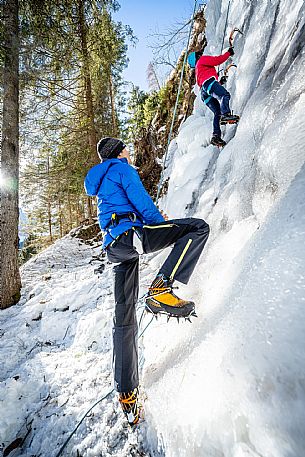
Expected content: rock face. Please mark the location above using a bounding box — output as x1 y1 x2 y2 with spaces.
69 218 103 245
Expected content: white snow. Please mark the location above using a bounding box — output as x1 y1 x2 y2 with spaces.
0 238 153 456
1 0 305 456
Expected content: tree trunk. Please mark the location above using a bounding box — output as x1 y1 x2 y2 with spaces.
76 200 82 224
78 0 97 222
77 2 97 148
0 0 21 309
78 197 87 222
46 156 53 242
67 191 73 231
47 199 53 242
87 196 93 222
58 200 63 238
108 71 118 136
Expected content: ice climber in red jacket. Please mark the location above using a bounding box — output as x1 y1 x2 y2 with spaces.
195 46 240 147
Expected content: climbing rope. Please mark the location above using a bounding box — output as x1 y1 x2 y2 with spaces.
54 303 154 457
216 0 232 75
55 389 114 457
220 0 231 54
156 0 199 203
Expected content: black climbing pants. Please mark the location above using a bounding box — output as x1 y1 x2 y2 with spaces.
106 217 210 393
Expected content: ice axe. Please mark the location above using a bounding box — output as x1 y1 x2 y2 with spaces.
224 63 237 77
229 27 243 47
218 63 237 84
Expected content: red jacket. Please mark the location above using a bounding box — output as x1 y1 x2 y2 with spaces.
196 51 231 87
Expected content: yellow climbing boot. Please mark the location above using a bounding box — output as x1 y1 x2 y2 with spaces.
145 274 197 320
118 387 140 427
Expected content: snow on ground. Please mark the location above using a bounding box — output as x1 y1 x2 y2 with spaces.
1 0 305 456
0 236 156 456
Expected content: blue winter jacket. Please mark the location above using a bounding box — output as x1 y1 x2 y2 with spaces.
84 158 164 248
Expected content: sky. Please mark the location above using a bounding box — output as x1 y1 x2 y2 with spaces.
114 0 198 91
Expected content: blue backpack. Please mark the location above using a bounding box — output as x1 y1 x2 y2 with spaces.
187 51 197 68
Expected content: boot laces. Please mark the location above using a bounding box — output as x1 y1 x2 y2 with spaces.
149 275 173 293
119 388 139 425
119 389 138 406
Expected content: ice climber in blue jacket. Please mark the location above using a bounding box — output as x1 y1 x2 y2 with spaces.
84 137 210 426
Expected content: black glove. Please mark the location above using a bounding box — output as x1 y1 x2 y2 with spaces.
228 46 235 56
195 50 204 61
219 76 228 85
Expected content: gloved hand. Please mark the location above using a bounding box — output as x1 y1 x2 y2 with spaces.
228 46 235 56
160 210 169 221
219 76 228 85
195 49 204 61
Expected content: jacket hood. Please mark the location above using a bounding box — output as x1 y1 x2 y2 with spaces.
84 158 128 196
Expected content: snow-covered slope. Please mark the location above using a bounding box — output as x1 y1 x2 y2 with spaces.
0 238 153 456
1 1 305 456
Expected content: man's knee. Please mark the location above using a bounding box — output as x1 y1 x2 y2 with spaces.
113 256 139 274
114 304 137 327
199 219 210 236
189 217 210 234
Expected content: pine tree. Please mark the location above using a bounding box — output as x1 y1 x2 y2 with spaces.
146 62 161 92
0 0 22 309
18 1 134 246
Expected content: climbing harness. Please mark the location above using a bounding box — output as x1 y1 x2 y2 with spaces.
106 212 141 246
201 78 217 105
156 0 200 203
108 212 138 228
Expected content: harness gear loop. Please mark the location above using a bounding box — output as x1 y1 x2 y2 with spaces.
110 212 137 227
106 212 139 246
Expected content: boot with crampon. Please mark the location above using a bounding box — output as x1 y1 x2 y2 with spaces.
118 387 140 427
220 112 240 125
145 274 196 319
211 135 227 147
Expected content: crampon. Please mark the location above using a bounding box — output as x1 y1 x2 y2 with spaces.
220 112 240 125
145 274 198 323
119 388 142 427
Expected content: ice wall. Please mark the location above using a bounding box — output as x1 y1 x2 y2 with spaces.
143 1 305 456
